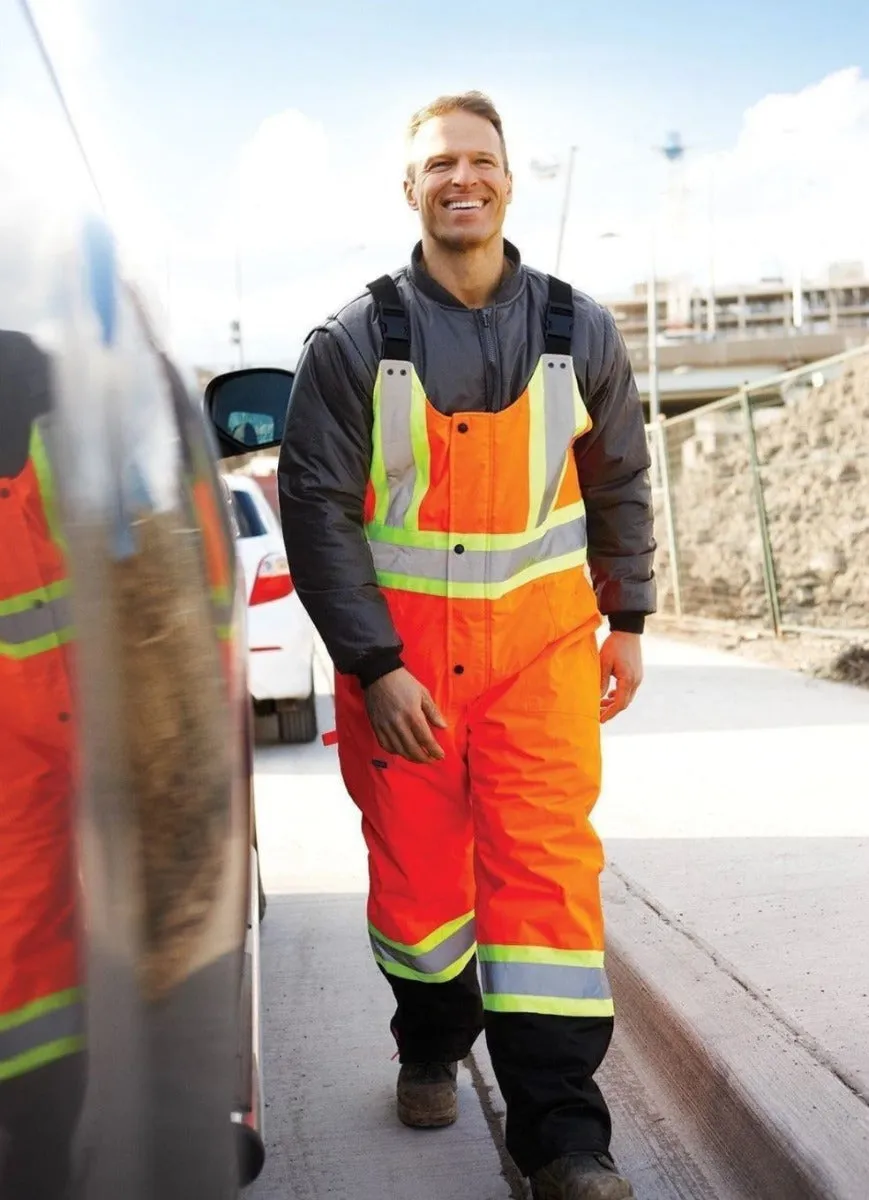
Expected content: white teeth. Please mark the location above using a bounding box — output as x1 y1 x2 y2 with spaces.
447 200 484 210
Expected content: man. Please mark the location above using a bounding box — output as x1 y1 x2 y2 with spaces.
0 329 85 1199
278 92 655 1200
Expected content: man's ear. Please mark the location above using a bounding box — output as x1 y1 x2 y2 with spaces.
404 174 419 211
505 169 514 205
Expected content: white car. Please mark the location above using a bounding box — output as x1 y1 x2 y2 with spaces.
224 472 318 743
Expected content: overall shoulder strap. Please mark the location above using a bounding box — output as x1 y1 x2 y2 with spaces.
367 276 411 362
544 275 574 356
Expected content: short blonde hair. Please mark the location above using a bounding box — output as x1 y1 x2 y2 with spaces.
406 91 509 179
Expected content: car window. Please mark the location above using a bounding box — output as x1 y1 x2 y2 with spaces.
230 488 268 538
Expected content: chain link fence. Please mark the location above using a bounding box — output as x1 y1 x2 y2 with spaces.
649 343 869 640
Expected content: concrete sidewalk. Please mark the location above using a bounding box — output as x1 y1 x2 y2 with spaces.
251 635 869 1196
597 635 869 1099
597 635 869 1195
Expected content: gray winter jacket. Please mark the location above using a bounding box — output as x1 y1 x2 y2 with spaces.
278 240 656 685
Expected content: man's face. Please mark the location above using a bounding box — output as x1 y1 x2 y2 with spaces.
404 111 512 251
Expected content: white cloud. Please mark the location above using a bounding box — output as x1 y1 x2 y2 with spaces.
566 67 869 297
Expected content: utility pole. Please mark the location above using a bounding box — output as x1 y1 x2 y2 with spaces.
554 145 577 276
646 242 661 425
231 240 245 368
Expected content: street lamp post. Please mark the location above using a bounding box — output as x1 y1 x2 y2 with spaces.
554 145 577 276
646 244 661 425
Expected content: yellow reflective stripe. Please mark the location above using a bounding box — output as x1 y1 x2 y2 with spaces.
0 988 83 1033
366 499 585 552
0 1036 85 1082
368 911 474 958
525 359 547 532
483 996 614 1017
29 423 67 554
478 945 605 968
1 989 85 1080
405 369 430 531
375 547 588 600
370 369 391 526
572 372 592 435
0 579 69 617
373 944 476 986
0 626 74 660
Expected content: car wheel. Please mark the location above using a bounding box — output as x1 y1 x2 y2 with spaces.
276 679 318 745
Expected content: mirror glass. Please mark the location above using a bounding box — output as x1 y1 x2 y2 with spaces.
209 369 294 449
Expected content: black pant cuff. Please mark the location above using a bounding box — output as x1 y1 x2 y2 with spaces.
397 1031 481 1064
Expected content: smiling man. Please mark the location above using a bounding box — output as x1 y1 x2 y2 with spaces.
278 92 655 1200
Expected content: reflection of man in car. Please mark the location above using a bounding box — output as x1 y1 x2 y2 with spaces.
0 330 85 1199
235 421 260 447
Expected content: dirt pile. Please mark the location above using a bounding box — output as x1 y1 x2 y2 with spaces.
661 350 869 632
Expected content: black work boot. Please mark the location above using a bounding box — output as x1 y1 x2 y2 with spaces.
396 1062 458 1128
530 1152 635 1199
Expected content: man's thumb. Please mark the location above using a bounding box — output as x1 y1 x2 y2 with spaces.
421 691 448 728
599 644 613 698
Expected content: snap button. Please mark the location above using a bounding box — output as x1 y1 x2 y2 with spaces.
457 422 469 433
453 665 464 675
454 544 465 555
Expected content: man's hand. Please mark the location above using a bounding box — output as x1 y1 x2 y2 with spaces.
364 668 448 764
599 632 643 724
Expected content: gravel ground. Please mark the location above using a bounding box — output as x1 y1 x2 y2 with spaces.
647 615 869 689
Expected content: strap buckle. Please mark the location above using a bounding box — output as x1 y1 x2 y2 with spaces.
380 306 410 345
545 303 574 345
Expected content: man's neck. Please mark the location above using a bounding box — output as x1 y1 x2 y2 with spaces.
419 235 508 309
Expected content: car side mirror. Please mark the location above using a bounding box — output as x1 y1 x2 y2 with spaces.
204 367 295 459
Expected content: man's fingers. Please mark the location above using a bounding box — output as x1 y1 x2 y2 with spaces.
421 691 448 729
375 714 440 764
599 649 614 699
600 676 640 723
407 710 445 760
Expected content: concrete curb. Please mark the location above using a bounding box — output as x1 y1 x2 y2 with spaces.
603 866 869 1200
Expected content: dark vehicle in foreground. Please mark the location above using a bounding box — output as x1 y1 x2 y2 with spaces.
1 5 263 1196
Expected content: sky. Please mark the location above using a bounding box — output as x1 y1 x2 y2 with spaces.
26 0 869 370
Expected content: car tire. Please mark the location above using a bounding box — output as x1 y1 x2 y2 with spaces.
276 679 317 745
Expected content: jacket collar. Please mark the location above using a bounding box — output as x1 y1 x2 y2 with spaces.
408 239 525 309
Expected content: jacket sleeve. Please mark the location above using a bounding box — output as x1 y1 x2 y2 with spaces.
277 327 404 682
575 308 657 623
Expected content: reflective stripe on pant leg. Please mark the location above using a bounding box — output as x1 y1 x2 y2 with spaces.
478 945 613 1017
370 912 477 984
0 988 85 1082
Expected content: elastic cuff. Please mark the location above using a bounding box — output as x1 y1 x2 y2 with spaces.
355 649 405 689
607 612 646 635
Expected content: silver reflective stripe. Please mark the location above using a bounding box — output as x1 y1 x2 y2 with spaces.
480 960 612 1001
538 355 584 525
0 593 72 645
370 513 587 585
378 361 417 527
370 919 477 976
0 1000 84 1064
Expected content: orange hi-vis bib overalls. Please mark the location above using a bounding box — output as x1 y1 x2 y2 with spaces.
334 276 615 1175
0 333 85 1199
0 423 82 1084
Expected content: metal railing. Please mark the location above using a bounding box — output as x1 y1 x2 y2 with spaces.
647 343 869 640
